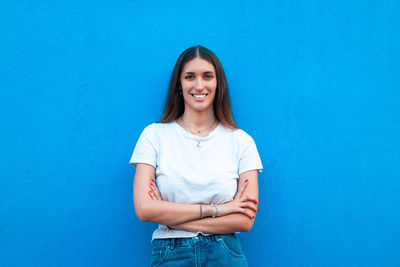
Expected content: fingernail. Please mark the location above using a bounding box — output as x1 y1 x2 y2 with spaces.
245 179 248 183
257 209 259 212
258 200 260 203
252 216 255 219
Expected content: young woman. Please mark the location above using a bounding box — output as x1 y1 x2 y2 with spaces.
130 46 263 266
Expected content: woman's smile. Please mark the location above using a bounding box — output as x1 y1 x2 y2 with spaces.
191 92 209 102
192 93 208 98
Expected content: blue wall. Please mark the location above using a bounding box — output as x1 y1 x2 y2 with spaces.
1 1 399 266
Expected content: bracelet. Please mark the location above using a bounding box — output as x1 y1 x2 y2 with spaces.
211 203 216 218
200 203 203 219
215 203 219 217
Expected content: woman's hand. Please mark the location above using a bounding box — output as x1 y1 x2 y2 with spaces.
148 178 162 200
217 180 259 219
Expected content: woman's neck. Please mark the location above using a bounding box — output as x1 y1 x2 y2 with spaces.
181 109 216 130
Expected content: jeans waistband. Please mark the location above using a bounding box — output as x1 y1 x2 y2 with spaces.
151 233 235 248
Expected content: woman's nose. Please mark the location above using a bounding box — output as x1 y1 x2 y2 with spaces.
194 77 205 89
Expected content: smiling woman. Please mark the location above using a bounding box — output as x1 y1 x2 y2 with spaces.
130 46 263 266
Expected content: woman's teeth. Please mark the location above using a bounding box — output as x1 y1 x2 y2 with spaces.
193 94 207 98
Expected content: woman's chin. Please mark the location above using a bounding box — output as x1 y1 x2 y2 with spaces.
187 106 213 114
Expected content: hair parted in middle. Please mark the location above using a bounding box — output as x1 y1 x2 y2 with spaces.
159 45 237 129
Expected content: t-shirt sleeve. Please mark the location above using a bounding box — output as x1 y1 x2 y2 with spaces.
129 124 158 168
237 130 263 175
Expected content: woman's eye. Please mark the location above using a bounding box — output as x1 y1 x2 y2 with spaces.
185 75 194 80
205 75 214 79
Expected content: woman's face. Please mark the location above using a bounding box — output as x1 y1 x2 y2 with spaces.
180 57 217 114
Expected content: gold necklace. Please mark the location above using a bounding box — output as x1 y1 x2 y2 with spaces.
181 117 217 148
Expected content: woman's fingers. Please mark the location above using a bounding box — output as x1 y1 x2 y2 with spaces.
149 188 161 201
240 195 259 205
150 180 162 200
235 180 249 199
148 189 155 200
239 201 258 213
154 188 162 200
239 208 256 219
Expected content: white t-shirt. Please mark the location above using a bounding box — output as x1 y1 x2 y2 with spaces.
130 121 263 240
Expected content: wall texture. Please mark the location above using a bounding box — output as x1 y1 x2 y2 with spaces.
1 0 399 266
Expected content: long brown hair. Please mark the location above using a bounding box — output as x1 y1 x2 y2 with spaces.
159 45 238 129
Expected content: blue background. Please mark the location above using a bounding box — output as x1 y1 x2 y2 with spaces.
1 1 399 266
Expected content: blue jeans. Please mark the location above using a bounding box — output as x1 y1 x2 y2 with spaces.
150 233 248 267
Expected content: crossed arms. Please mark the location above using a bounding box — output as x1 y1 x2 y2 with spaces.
133 163 260 234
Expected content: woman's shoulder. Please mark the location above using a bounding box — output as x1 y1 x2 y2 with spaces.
140 121 175 136
216 124 257 145
227 127 257 145
224 126 251 139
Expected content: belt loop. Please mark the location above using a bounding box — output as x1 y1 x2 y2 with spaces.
170 238 175 250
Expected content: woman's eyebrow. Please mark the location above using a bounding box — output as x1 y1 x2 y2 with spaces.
183 71 215 74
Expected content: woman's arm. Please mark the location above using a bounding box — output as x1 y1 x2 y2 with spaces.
168 213 254 234
133 163 257 226
150 170 260 234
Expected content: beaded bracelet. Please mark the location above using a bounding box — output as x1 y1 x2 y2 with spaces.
215 204 219 217
210 203 216 218
200 203 203 219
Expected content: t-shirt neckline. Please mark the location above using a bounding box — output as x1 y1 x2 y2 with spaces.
172 120 221 141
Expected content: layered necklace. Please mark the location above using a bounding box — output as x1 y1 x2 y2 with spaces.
181 116 217 148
